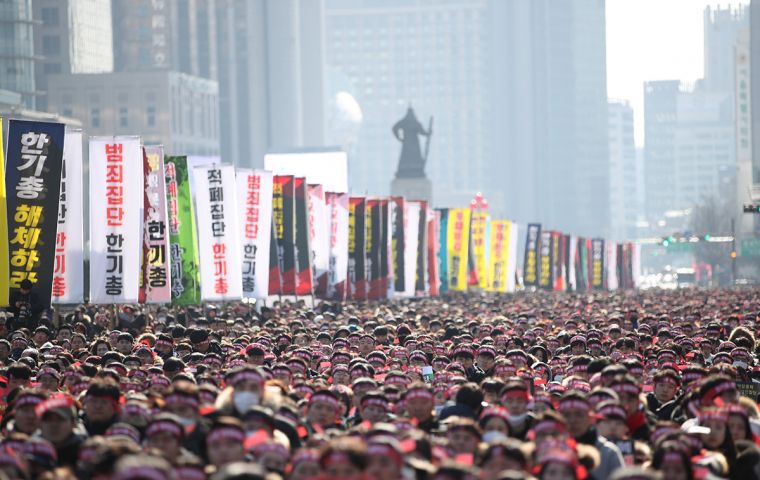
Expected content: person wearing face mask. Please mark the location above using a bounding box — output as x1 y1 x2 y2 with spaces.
499 381 534 440
214 365 267 417
478 406 511 444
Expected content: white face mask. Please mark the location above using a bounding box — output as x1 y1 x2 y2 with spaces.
508 413 528 425
482 430 508 443
234 391 260 413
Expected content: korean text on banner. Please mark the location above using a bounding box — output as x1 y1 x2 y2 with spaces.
52 130 84 304
194 164 243 301
402 201 420 297
348 197 367 300
294 178 313 296
307 184 329 296
273 175 297 295
165 156 201 305
486 221 510 293
89 136 142 304
391 197 406 293
471 212 489 289
446 208 471 291
523 223 541 287
0 121 8 307
141 146 171 304
591 238 605 290
5 120 65 308
325 192 349 300
437 208 448 294
238 169 273 300
538 230 553 290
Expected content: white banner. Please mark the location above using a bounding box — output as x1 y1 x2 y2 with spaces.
402 201 420 297
507 222 519 293
89 136 143 303
52 130 84 304
607 242 618 291
307 184 329 295
569 235 578 291
142 146 172 303
326 192 349 300
237 169 273 300
195 164 243 301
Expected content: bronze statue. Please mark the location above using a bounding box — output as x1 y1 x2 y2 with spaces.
392 106 433 179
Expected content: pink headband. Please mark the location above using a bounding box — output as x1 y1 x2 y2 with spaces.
557 399 590 412
309 393 340 408
208 427 245 444
165 394 199 409
405 389 434 401
147 421 183 438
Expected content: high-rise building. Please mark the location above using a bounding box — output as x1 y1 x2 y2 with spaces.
46 71 219 155
325 0 492 207
215 0 326 168
32 0 114 110
751 0 760 184
490 0 610 236
704 5 748 93
644 80 736 217
608 101 638 241
111 0 217 80
0 0 37 109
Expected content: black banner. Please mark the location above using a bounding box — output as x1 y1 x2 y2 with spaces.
348 197 367 300
523 223 540 287
538 230 553 290
271 175 296 295
294 178 313 296
5 120 65 308
391 197 405 292
366 199 383 300
416 201 427 294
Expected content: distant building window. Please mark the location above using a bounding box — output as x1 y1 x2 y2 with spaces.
41 7 59 26
147 106 155 127
62 108 72 117
91 108 100 128
42 35 60 55
119 107 128 128
43 63 61 74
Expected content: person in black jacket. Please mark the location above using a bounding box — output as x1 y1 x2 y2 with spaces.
7 279 45 331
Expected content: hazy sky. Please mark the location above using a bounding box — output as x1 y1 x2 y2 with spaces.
606 0 750 147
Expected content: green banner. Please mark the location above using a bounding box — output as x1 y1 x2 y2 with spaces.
165 156 201 305
741 239 760 257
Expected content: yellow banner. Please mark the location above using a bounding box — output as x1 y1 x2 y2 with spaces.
0 120 8 306
471 212 489 289
487 220 511 292
446 208 471 291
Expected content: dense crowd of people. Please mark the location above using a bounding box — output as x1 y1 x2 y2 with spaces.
0 288 760 480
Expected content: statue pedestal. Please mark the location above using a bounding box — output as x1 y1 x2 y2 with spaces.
391 176 432 204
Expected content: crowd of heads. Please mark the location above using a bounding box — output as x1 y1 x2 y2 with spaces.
0 288 759 480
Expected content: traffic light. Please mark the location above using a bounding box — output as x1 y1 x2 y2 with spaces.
731 251 738 259
743 204 760 213
703 234 711 241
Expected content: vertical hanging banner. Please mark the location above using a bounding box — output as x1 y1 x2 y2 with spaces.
379 199 391 299
446 208 471 291
561 235 572 291
238 170 273 300
471 212 489 289
272 176 297 295
385 200 395 298
5 120 65 307
139 146 171 304
402 201 420 297
437 208 449 294
307 184 329 296
326 192 349 300
294 178 313 296
390 197 406 294
522 223 541 287
0 121 7 307
486 220 510 293
415 201 428 295
591 238 605 290
568 236 578 291
165 156 201 305
366 199 384 300
551 231 562 291
506 222 519 292
51 130 84 304
537 230 553 290
426 209 440 296
607 241 618 290
89 136 142 304
194 164 243 301
348 197 367 300
268 219 281 295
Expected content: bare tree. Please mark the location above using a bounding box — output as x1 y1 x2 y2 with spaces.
690 195 733 283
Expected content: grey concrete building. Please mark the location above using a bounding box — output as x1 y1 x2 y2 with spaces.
45 71 219 155
1 0 37 109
